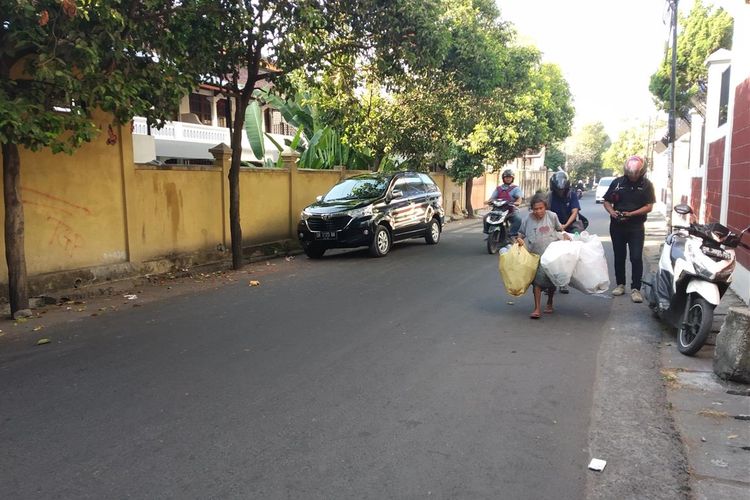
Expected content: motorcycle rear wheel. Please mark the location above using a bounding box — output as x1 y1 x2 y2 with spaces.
677 294 714 356
487 227 505 254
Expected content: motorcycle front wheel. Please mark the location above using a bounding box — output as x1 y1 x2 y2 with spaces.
677 294 715 356
487 227 505 254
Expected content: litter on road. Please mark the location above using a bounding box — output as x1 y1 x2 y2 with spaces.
588 458 607 472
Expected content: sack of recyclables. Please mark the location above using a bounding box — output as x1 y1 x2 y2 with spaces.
540 240 581 287
498 244 540 296
569 233 610 294
540 232 610 294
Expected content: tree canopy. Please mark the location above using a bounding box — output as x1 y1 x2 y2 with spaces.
565 122 611 182
649 0 733 119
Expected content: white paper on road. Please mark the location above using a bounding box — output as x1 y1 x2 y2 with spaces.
588 458 607 471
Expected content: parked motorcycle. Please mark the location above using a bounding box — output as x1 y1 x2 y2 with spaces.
486 199 513 254
644 204 749 356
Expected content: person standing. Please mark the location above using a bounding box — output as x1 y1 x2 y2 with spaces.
602 155 656 303
484 169 523 236
517 192 570 319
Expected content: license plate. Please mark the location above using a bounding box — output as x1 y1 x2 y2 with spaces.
316 231 336 240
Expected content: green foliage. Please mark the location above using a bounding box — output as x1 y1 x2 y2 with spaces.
649 0 733 117
253 89 371 170
566 122 611 181
602 124 652 173
1 1 201 153
545 143 566 171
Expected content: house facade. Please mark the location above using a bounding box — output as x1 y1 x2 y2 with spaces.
132 69 296 165
666 2 750 303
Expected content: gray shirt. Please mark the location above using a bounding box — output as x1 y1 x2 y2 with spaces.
518 211 564 255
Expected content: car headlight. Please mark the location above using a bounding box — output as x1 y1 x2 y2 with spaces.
346 205 373 218
300 208 312 220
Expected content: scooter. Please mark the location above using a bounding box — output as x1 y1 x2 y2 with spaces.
485 199 513 254
644 204 749 356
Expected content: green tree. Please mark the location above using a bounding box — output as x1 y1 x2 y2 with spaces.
545 142 566 171
1 1 201 316
602 123 652 174
649 0 732 119
567 122 611 182
188 0 448 269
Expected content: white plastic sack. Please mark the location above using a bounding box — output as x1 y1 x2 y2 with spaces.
540 240 582 287
570 234 610 294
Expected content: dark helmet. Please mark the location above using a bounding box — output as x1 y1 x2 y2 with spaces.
549 170 570 198
501 169 514 182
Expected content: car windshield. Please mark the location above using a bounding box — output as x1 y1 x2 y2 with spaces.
323 177 390 201
599 178 614 187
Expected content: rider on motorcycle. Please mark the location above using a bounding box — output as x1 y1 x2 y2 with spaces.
484 169 523 236
548 170 581 234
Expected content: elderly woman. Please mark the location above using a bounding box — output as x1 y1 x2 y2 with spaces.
516 192 571 319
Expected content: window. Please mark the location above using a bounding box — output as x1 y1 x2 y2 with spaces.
188 93 212 125
718 67 730 127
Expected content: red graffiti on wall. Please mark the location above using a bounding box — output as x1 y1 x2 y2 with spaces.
20 187 91 256
46 216 84 256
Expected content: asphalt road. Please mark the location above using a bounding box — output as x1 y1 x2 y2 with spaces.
0 193 687 499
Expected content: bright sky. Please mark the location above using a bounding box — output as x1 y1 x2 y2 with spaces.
497 0 680 140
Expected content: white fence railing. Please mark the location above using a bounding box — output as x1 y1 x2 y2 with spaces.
132 117 293 163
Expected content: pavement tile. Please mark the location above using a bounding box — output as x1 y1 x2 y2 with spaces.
645 210 750 500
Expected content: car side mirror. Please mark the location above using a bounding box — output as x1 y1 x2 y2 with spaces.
389 189 403 201
674 204 693 215
316 195 323 202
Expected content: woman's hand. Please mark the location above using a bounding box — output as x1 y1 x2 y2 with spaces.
516 237 525 247
561 232 572 241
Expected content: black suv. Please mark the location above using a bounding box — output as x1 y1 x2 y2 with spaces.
298 171 445 258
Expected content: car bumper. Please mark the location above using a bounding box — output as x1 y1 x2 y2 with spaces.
297 217 376 248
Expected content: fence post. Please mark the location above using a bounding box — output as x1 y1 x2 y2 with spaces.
282 151 300 239
210 143 233 249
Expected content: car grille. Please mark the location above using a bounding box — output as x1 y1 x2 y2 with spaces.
306 216 352 232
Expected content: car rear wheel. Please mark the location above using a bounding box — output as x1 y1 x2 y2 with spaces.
303 243 326 259
425 219 440 245
369 225 392 257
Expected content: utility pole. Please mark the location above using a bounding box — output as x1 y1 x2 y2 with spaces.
666 0 679 231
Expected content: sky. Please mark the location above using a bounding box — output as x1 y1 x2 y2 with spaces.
496 0 682 140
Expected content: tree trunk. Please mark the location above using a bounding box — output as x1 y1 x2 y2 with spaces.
2 143 29 315
465 177 474 217
228 101 246 270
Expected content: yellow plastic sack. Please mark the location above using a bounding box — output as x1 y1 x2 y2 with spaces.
499 244 540 296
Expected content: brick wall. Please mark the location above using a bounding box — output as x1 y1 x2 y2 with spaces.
690 177 702 214
705 137 725 224
728 78 750 268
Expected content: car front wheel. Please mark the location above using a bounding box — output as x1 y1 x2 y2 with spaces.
303 243 326 259
425 219 441 245
369 225 392 257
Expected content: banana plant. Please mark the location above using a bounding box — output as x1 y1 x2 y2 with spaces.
252 88 373 170
243 100 283 167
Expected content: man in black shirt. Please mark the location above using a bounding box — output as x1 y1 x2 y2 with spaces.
603 155 656 303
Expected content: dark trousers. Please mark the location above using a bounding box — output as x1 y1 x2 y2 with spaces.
610 224 645 290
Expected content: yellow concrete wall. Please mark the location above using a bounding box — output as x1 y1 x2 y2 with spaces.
0 113 129 282
130 166 224 260
241 168 291 244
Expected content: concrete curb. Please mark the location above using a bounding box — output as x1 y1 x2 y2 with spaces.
644 211 750 500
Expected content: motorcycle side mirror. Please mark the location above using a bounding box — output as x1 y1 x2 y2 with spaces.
674 204 693 215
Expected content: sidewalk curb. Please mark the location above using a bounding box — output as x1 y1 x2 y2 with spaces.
644 211 750 500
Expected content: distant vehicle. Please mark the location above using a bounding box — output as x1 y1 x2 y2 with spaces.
595 176 616 203
297 171 444 258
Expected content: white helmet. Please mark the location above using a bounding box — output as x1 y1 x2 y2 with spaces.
624 155 645 180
